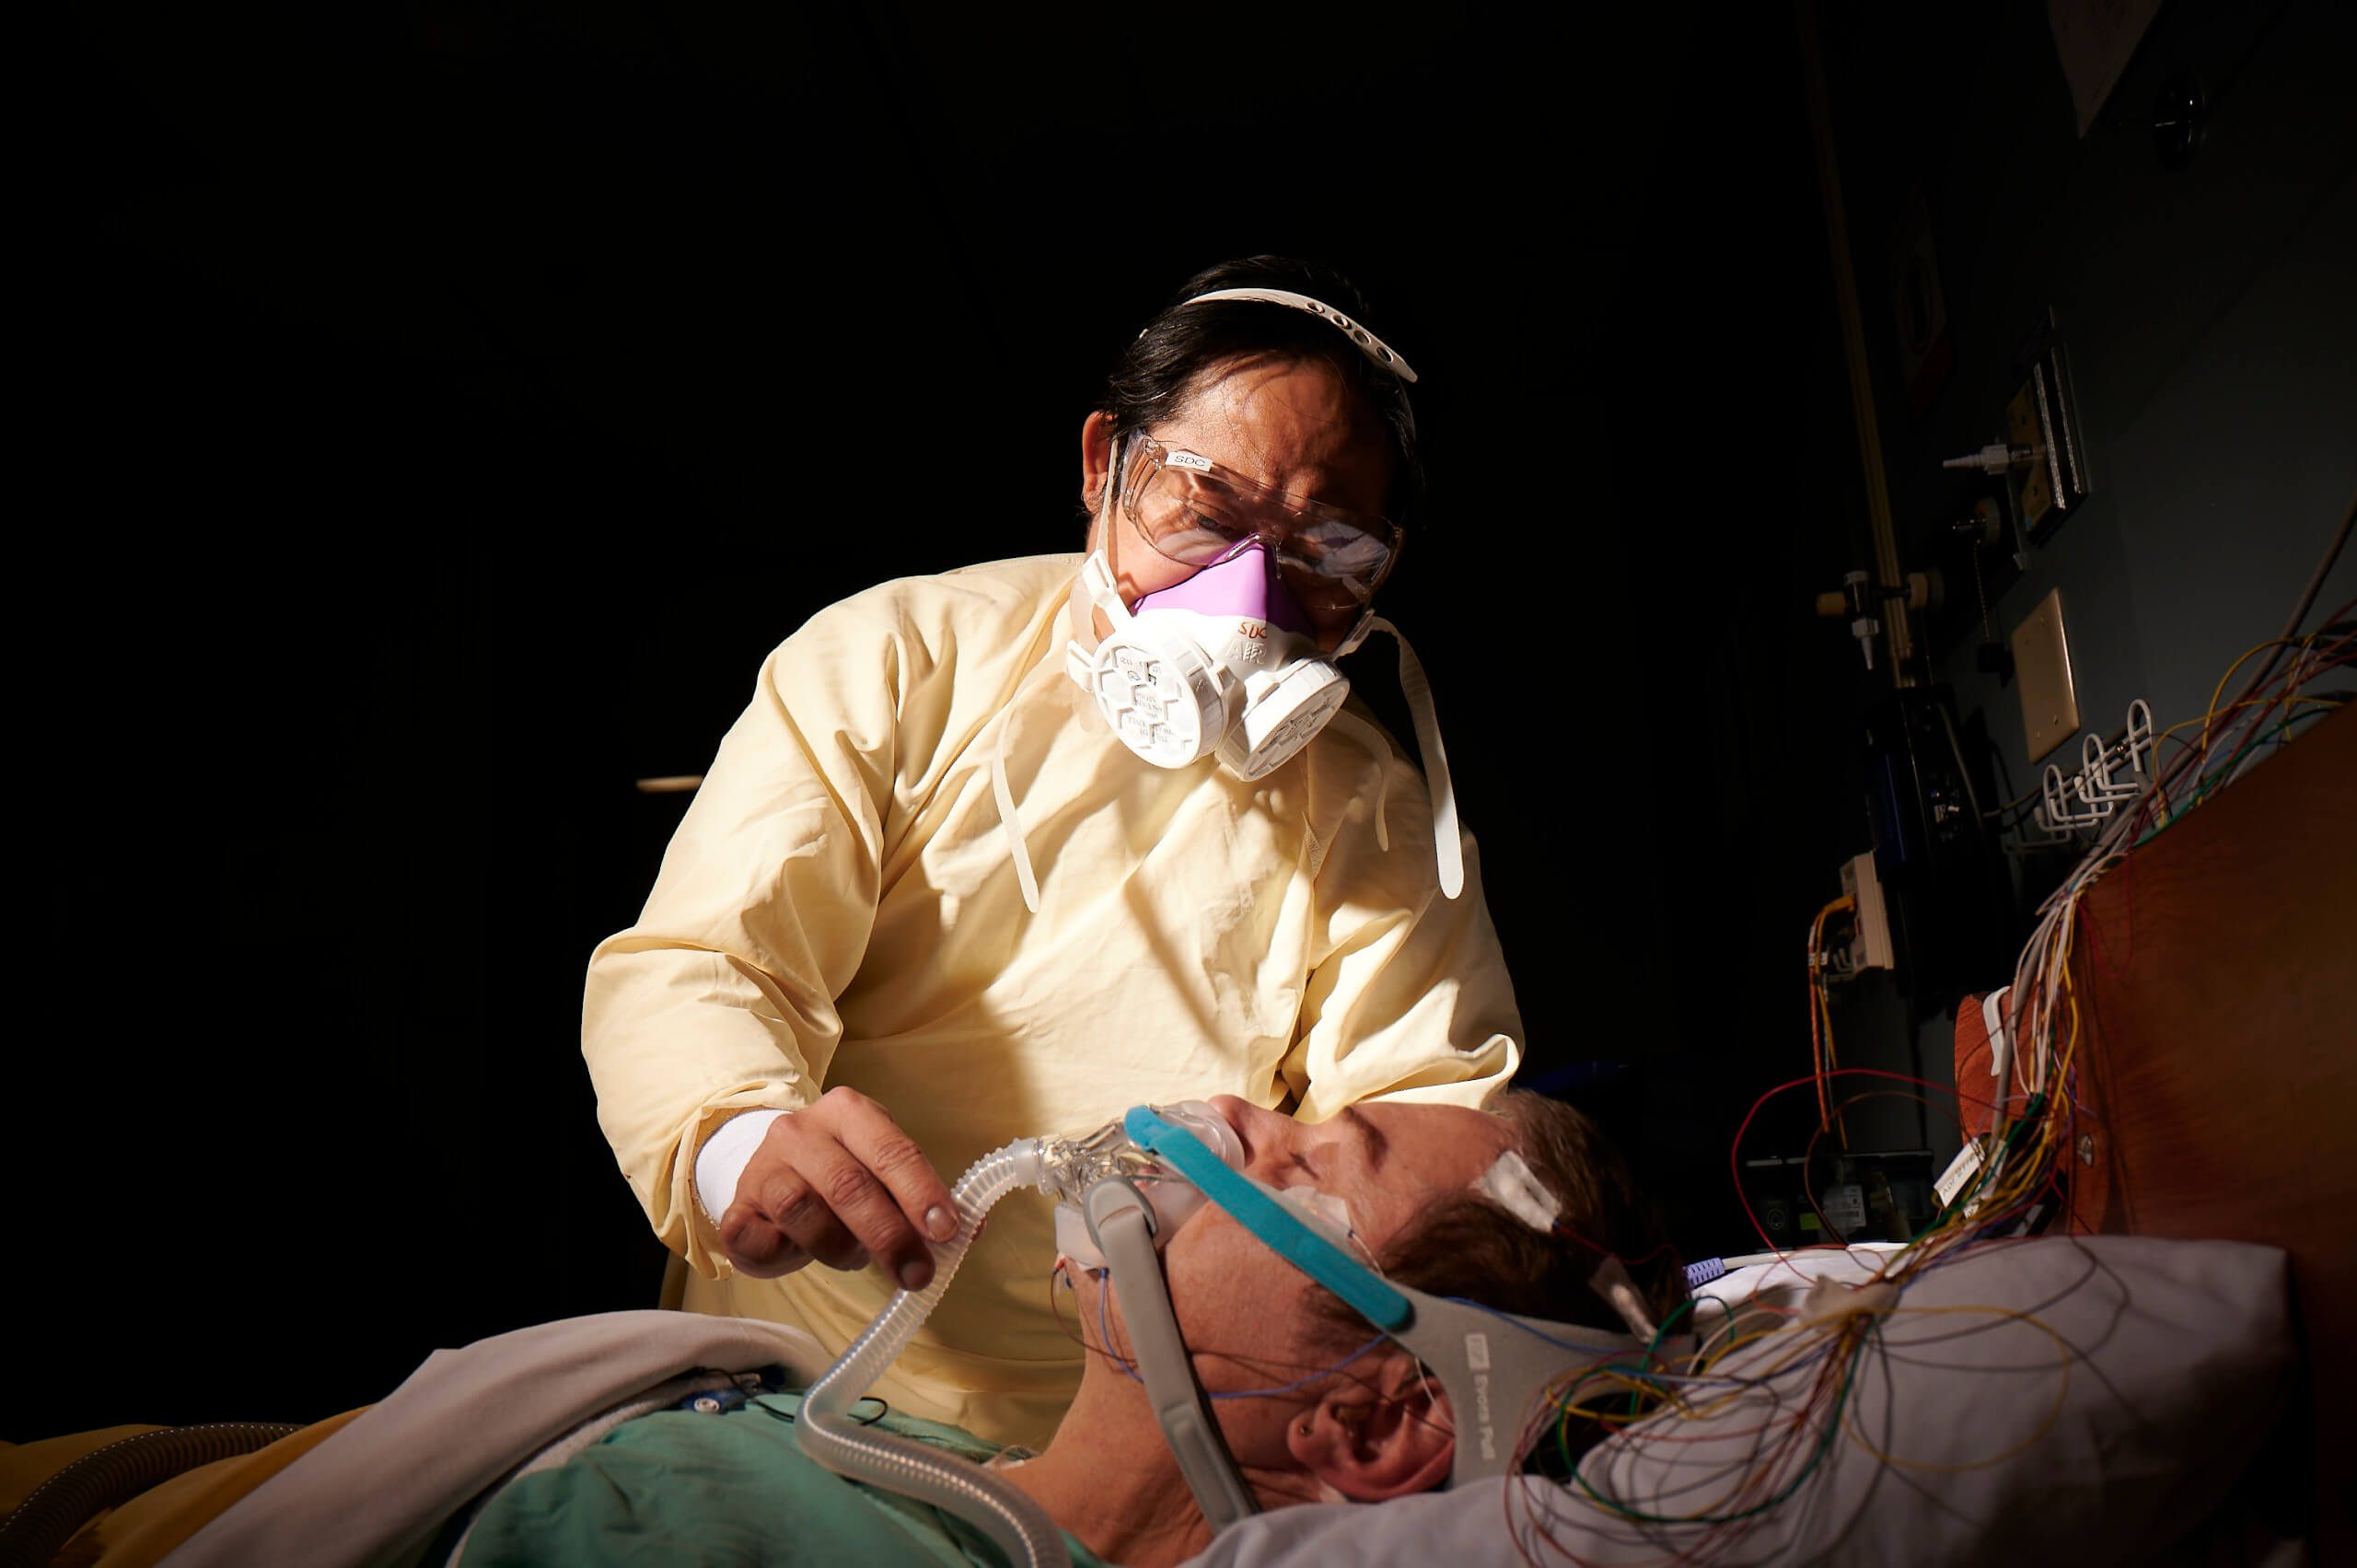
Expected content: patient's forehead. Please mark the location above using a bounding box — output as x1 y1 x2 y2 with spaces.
1347 1102 1517 1240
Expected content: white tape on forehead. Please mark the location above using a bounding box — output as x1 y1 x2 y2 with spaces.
1473 1150 1560 1234
1278 1183 1357 1241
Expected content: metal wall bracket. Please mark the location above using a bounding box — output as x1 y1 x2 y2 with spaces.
2007 309 2093 541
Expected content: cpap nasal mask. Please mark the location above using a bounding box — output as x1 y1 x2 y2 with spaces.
795 1102 1664 1568
1040 1098 1245 1269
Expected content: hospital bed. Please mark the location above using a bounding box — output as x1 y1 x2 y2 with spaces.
6 708 2343 1568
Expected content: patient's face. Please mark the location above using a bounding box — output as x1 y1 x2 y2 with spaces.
1151 1098 1516 1397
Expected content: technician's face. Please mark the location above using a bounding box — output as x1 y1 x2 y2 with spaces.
1081 356 1393 651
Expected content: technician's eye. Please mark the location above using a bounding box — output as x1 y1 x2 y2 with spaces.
1294 522 1386 576
1183 507 1247 537
1157 511 1240 557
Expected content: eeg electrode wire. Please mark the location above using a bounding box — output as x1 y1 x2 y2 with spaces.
1494 528 2351 1564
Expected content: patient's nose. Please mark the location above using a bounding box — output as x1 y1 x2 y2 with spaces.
1206 1096 1292 1170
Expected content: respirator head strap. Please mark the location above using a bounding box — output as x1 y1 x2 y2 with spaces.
1082 1180 1261 1532
1378 1285 1649 1490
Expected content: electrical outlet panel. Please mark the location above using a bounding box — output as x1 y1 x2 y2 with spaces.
2012 587 2082 763
1819 1182 1868 1237
1840 852 1895 973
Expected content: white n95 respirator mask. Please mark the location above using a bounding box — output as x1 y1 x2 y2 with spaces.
1065 543 1351 781
1000 419 1461 913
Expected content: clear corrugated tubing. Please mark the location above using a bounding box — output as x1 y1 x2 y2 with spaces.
796 1136 1071 1568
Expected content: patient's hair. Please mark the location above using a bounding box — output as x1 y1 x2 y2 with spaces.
1307 1088 1686 1402
1391 1090 1681 1330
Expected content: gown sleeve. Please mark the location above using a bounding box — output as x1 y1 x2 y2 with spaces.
582 583 947 1277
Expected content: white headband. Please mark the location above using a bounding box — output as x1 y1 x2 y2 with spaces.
1180 287 1421 384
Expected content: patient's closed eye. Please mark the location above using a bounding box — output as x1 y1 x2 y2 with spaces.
1341 1106 1387 1170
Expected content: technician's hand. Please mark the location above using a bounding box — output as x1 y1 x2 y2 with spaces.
718 1086 960 1291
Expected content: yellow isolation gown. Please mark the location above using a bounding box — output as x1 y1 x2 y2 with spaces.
582 552 1521 1448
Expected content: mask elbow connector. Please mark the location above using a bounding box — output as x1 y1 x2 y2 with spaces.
1041 1101 1243 1270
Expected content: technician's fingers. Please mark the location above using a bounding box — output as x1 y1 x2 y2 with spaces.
726 1088 956 1291
793 1113 946 1290
823 1091 959 1249
717 1203 814 1279
718 1122 859 1276
743 1136 875 1273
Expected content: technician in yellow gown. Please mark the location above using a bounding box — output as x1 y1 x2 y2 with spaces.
581 256 1523 1450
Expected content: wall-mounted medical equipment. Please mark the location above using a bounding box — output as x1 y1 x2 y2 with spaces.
1940 309 2092 545
1814 568 1942 674
1858 688 2012 1002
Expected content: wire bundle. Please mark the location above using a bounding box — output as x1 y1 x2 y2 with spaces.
1975 598 2352 1206
1495 503 2351 1566
1804 897 1855 1147
1494 1253 1911 1565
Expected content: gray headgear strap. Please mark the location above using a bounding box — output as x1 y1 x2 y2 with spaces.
1180 287 1420 383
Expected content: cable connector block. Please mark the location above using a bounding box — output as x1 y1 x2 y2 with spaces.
1682 1257 1727 1292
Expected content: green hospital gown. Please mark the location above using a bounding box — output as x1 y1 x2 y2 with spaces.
458 1392 1110 1568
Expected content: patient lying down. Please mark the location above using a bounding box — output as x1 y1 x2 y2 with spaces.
462 1091 1679 1568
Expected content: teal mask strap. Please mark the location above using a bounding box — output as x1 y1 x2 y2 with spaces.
1123 1106 1411 1331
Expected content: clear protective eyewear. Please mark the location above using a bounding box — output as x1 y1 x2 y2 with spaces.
1117 436 1404 633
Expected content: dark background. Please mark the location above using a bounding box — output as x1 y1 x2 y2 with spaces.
18 0 2351 1441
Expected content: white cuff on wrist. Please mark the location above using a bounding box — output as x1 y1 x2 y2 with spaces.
694 1109 791 1221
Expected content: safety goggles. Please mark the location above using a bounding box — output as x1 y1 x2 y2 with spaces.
1117 436 1404 627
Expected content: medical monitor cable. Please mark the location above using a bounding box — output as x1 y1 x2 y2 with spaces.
2209 484 2352 740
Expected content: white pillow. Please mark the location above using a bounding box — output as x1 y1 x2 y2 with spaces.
1184 1236 2294 1567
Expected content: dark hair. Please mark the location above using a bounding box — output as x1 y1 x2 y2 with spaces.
1308 1089 1686 1462
1094 256 1424 528
1379 1091 1683 1328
